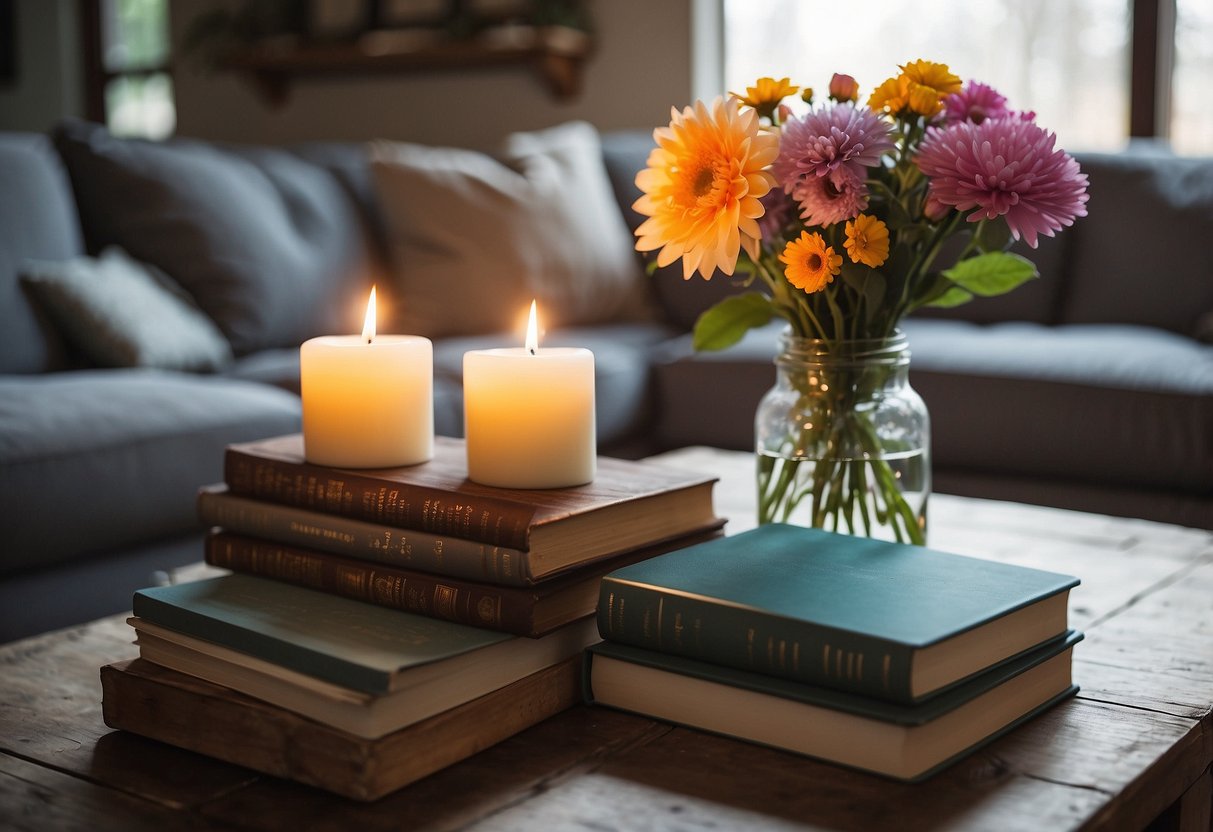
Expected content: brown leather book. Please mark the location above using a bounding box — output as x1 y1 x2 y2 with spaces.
101 657 581 802
223 434 721 582
204 525 724 638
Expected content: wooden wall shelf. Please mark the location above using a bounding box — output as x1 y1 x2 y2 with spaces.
221 25 593 106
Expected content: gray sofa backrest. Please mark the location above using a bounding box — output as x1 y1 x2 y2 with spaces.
0 133 85 374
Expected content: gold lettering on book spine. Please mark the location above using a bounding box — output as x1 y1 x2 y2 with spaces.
857 653 864 681
656 598 664 649
822 644 831 677
433 585 458 619
793 642 800 673
846 652 855 681
746 628 756 664
882 654 892 693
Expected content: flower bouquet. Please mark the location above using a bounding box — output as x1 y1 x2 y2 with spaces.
633 62 1089 544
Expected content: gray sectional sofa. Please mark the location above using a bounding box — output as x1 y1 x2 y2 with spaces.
2 122 1210 643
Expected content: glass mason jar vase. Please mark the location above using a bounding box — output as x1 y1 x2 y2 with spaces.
755 329 930 544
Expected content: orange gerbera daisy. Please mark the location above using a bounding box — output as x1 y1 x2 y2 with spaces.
634 97 779 280
779 231 842 294
869 60 962 117
730 77 800 120
844 214 890 267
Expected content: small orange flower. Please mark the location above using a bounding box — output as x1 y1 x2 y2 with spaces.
731 77 800 120
844 214 890 268
779 231 842 294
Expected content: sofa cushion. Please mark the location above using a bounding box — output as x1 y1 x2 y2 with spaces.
649 320 1213 496
431 323 676 445
0 371 302 575
902 319 1213 492
370 121 652 339
21 247 232 371
0 132 82 373
1061 152 1213 336
649 322 785 450
52 119 371 355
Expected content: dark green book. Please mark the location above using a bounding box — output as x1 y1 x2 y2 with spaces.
585 631 1082 782
133 573 589 695
597 524 1079 703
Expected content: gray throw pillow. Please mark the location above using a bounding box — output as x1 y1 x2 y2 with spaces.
52 119 371 355
369 121 653 338
21 247 233 371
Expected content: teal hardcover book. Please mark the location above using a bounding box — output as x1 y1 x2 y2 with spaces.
134 574 555 695
597 523 1079 703
585 631 1083 782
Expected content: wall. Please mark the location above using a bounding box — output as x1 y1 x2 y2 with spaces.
0 0 83 132
171 0 697 149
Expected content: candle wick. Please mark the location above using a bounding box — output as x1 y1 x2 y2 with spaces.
367 336 373 345
529 347 536 356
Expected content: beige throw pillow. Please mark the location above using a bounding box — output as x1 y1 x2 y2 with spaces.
370 121 650 338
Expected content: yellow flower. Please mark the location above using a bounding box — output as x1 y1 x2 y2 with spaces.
731 77 800 120
779 231 842 294
869 60 962 117
844 214 890 268
634 97 779 280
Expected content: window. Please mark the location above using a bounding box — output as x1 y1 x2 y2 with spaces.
82 0 175 139
722 0 1210 155
1173 0 1213 153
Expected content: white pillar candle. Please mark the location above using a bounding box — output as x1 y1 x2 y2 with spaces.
301 287 433 468
464 302 595 488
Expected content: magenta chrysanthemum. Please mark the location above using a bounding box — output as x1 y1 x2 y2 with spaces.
773 103 893 226
791 166 870 226
772 103 894 189
942 81 1010 125
915 118 1089 248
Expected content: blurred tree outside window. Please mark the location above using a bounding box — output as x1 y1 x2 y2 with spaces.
85 0 175 138
722 0 1210 155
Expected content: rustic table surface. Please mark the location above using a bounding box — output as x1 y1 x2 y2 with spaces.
1 447 1211 832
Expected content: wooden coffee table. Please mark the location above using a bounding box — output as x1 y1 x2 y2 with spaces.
1 448 1210 831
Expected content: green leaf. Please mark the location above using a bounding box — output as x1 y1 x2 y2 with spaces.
927 287 975 308
692 292 775 352
975 218 1013 253
943 252 1038 297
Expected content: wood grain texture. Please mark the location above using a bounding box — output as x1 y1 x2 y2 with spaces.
1 447 1210 830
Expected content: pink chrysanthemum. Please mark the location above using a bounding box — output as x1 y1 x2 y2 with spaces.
772 103 894 193
791 166 870 226
942 81 1010 125
915 118 1089 248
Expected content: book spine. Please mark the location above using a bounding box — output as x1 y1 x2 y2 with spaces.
596 578 915 701
223 450 534 549
198 489 533 586
205 532 539 637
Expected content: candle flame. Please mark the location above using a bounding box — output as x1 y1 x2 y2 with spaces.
525 299 538 355
362 286 377 343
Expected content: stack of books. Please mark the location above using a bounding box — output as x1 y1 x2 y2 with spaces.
586 523 1082 781
101 434 722 800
